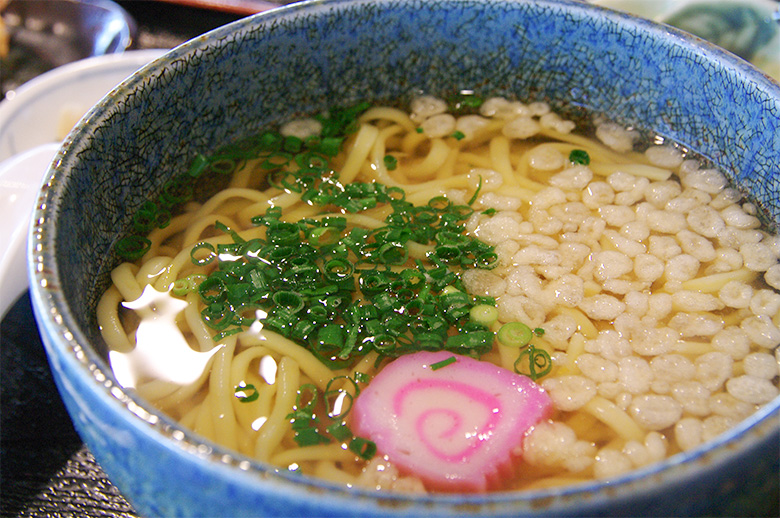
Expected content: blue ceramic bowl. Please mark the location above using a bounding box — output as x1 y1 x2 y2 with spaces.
28 0 780 516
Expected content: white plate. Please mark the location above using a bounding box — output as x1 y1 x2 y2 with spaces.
0 143 61 317
0 49 167 317
0 49 167 161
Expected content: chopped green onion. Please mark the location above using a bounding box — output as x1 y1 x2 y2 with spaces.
467 176 483 205
133 201 164 233
308 226 340 246
200 303 235 331
428 196 452 212
122 102 530 385
475 251 499 269
160 177 193 207
448 92 484 113
383 154 398 170
213 327 243 343
324 378 356 419
172 274 207 296
208 157 240 175
234 382 260 403
190 242 216 266
430 356 457 370
514 344 552 381
349 437 377 460
187 153 210 177
569 149 590 165
353 372 370 384
292 426 330 447
272 291 305 314
283 135 304 153
445 331 494 356
316 137 344 157
469 304 498 327
451 130 466 140
115 235 151 261
215 220 246 244
497 322 534 348
326 421 353 441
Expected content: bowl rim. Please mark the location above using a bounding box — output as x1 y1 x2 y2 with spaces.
29 0 780 511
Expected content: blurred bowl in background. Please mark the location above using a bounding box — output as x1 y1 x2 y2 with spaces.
0 142 60 318
592 0 780 80
1 0 136 96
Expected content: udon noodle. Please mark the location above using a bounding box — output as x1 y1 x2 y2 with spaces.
98 94 780 493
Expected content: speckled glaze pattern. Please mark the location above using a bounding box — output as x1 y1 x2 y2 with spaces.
29 0 779 516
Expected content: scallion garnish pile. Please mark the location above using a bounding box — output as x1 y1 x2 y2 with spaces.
188 178 500 366
117 99 552 377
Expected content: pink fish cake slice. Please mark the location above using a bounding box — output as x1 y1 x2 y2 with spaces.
351 350 552 492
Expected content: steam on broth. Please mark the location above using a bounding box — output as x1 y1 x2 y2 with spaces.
98 94 780 493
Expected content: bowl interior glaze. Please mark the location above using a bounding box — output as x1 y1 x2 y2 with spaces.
29 0 780 516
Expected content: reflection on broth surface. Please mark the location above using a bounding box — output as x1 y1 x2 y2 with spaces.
98 94 780 493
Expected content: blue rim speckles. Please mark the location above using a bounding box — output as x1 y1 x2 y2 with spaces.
29 1 780 516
